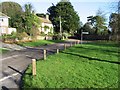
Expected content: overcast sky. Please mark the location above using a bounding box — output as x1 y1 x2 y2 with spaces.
1 0 118 24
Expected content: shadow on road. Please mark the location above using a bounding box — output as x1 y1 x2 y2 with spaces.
2 70 20 89
8 66 23 75
2 86 9 90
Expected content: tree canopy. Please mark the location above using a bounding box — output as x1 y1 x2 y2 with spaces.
87 9 108 35
1 2 23 17
47 0 80 34
1 2 23 27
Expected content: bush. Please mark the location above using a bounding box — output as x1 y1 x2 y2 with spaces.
52 33 63 40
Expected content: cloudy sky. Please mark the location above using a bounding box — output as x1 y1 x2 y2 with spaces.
1 0 118 24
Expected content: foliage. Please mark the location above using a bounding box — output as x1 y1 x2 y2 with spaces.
44 26 49 31
36 13 46 18
22 42 119 88
86 9 108 35
23 3 41 37
47 0 80 34
12 13 26 33
52 33 63 40
2 32 29 41
2 32 17 40
81 22 94 34
62 32 69 39
109 13 119 41
1 2 41 39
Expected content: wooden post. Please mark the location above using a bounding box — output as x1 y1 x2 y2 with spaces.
43 49 46 60
74 41 76 45
56 49 59 54
70 42 72 47
32 59 36 76
64 44 66 50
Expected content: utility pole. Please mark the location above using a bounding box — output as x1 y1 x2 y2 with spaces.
118 1 120 41
59 16 62 34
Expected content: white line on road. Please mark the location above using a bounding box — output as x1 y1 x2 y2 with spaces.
0 55 21 61
0 73 19 82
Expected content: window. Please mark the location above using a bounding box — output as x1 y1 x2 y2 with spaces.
0 19 4 22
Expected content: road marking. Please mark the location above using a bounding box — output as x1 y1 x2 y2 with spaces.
0 73 19 82
0 55 21 61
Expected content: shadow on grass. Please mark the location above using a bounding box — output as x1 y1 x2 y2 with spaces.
75 46 119 54
19 64 33 90
62 52 120 65
86 42 119 48
46 40 65 43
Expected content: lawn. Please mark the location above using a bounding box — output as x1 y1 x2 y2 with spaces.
0 48 9 54
22 41 119 88
18 40 65 47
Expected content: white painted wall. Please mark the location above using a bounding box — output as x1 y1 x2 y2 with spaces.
0 27 7 33
0 16 17 35
8 28 16 34
0 27 16 35
0 17 9 27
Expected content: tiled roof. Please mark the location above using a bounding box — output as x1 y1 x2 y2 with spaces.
39 17 52 24
0 12 10 18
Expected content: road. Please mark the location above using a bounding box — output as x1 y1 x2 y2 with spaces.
0 40 80 90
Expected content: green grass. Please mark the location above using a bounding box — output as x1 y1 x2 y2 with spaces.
18 40 65 47
0 48 9 54
22 41 119 88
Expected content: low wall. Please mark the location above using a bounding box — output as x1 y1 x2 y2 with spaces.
2 36 53 44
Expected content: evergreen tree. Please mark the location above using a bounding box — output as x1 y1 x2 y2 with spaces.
109 13 119 40
87 9 108 35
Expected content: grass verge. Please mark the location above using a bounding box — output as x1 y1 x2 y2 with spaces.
22 41 119 88
0 48 9 54
18 40 65 47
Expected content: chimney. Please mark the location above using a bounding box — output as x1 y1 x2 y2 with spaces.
46 14 49 20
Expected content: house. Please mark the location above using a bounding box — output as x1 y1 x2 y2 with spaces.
0 12 16 36
38 14 53 35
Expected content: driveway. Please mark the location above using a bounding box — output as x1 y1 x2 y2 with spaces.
0 39 80 89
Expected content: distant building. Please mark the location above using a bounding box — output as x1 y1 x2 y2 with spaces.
38 14 53 35
0 12 16 36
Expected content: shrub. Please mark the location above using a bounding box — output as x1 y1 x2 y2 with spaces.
16 32 29 40
62 32 69 39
